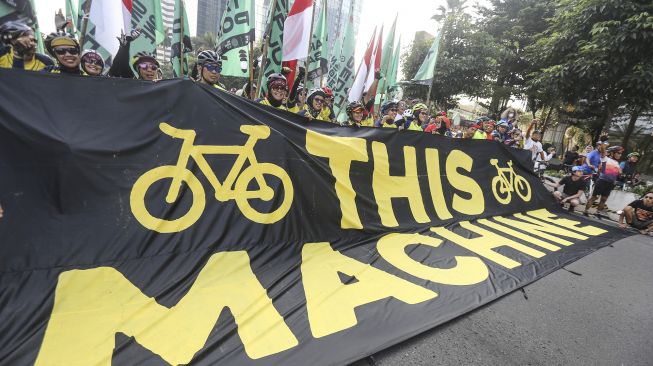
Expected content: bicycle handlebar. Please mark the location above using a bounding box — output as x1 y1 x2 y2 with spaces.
159 122 196 140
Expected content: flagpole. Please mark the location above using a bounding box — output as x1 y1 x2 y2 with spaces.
179 0 185 76
79 0 93 48
256 0 280 98
302 0 317 90
320 0 328 88
248 39 254 99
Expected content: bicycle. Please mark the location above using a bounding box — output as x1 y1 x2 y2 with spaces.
490 159 532 204
130 122 294 233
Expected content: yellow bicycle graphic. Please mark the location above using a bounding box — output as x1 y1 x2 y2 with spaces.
490 159 531 204
130 123 293 233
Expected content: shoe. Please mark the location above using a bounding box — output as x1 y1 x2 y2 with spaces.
582 211 589 217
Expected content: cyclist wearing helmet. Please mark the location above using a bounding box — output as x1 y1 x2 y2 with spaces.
80 49 105 76
43 32 84 75
617 152 641 188
584 145 623 216
288 84 307 113
474 119 495 140
193 50 225 89
109 29 159 80
374 100 399 128
299 88 332 121
492 120 509 142
260 73 288 110
321 86 336 121
0 21 52 71
343 101 366 127
405 102 428 131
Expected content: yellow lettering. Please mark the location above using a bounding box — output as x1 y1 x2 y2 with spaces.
478 219 561 252
526 209 608 236
36 252 297 365
445 150 484 215
425 148 454 220
301 242 436 338
372 142 430 227
306 130 369 229
377 233 488 285
431 221 546 269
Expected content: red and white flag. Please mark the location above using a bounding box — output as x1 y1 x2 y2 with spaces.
348 28 377 103
365 25 383 99
89 0 132 57
282 0 314 61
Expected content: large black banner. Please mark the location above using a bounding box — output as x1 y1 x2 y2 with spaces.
0 70 626 366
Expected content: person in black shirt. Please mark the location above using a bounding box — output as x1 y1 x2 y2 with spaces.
563 145 580 166
552 166 585 210
619 192 653 235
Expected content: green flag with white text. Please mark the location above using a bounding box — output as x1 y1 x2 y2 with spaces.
385 36 401 97
378 15 397 94
411 30 441 85
306 1 328 89
128 0 165 72
217 0 256 78
332 2 357 121
259 0 288 97
171 0 192 77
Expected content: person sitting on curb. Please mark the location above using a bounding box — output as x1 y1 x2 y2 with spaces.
618 191 653 235
552 166 585 211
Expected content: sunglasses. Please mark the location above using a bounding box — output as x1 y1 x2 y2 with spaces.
313 98 325 103
205 63 222 73
389 108 398 112
138 63 159 71
84 58 103 66
271 85 286 91
54 47 79 56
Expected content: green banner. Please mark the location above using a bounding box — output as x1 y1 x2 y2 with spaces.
332 2 356 120
306 2 328 89
129 0 165 72
171 0 192 77
412 29 442 85
259 0 288 97
76 0 113 66
385 36 401 99
217 0 256 78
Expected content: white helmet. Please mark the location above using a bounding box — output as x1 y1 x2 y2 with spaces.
403 109 413 118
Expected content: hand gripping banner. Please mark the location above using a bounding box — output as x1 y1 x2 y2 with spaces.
0 70 627 366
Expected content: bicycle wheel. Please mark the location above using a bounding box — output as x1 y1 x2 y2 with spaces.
491 176 511 204
515 175 532 202
234 163 293 224
130 166 206 233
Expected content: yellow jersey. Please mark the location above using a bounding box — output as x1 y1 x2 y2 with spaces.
0 46 53 71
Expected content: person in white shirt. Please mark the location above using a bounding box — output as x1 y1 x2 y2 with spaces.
524 120 544 170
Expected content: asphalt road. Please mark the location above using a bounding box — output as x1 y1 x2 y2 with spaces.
350 221 653 366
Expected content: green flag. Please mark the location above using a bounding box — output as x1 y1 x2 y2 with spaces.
332 1 357 121
76 0 113 66
386 36 401 90
411 30 442 85
306 1 328 89
326 31 343 90
259 0 288 97
171 0 192 77
217 0 256 78
128 0 165 72
65 0 78 35
378 15 397 95
0 0 44 54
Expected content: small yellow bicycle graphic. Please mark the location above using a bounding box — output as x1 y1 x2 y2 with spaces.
490 159 531 204
130 123 293 233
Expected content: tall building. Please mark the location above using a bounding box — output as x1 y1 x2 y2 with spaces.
313 0 362 51
197 0 228 37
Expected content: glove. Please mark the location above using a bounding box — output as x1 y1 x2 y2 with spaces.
375 69 382 80
127 28 142 42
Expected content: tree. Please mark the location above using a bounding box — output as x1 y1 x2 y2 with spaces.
527 0 653 142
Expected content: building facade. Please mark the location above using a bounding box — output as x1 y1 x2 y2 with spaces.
196 0 228 37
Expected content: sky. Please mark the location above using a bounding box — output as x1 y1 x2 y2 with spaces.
32 0 486 80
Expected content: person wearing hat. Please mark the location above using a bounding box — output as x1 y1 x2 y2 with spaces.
288 85 307 113
374 100 399 128
0 21 52 71
192 50 225 89
403 102 428 131
343 101 366 127
552 166 586 211
299 88 332 121
617 152 642 188
43 32 84 75
108 29 159 80
584 145 623 216
80 49 105 76
259 73 288 110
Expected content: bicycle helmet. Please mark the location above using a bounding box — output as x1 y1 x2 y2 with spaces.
403 109 414 119
607 145 624 154
413 103 428 112
131 51 159 69
496 120 509 128
197 50 222 66
346 101 365 115
627 152 641 158
80 49 104 70
322 86 334 97
380 100 398 115
0 21 32 44
44 32 79 57
267 73 288 90
307 88 327 100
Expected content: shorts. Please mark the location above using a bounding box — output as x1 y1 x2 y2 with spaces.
592 179 614 197
631 216 653 230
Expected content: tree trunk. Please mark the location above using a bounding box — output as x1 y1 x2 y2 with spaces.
621 108 641 150
540 105 553 135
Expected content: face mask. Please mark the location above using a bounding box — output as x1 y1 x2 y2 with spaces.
508 113 515 118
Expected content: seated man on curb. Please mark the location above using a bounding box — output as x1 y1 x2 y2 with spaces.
552 166 585 211
618 192 653 235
